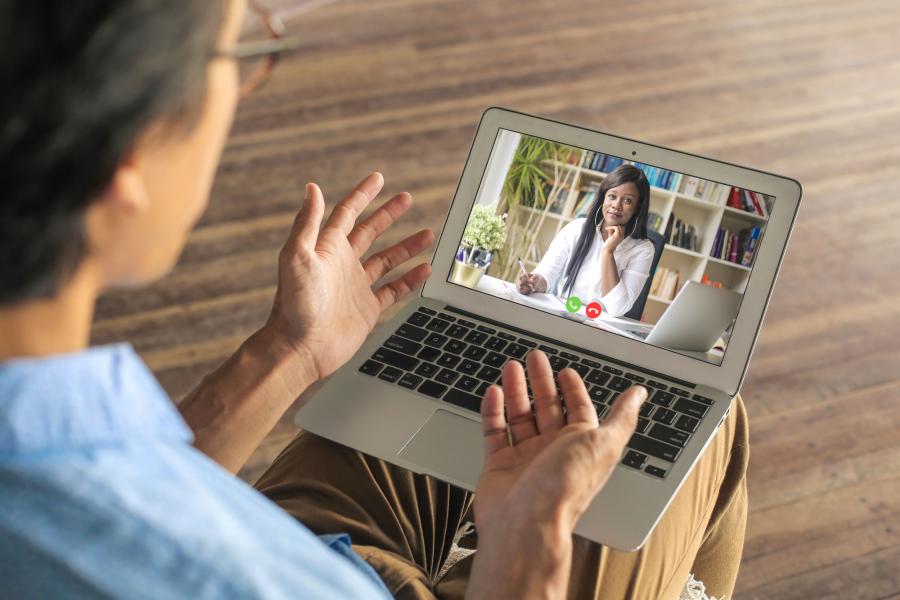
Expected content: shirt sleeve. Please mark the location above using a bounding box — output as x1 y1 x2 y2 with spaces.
599 240 656 318
532 219 584 295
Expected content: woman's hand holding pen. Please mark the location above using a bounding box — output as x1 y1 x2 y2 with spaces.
517 272 548 295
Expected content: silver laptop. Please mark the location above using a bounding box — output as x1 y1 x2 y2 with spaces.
616 282 741 352
295 106 802 551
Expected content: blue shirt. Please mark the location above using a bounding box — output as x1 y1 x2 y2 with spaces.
0 343 392 599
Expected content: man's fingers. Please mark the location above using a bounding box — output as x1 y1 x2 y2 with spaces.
374 263 432 310
323 171 384 236
364 229 435 284
481 385 509 456
557 368 598 426
348 192 413 257
288 183 325 253
503 360 538 444
526 350 564 432
602 385 647 446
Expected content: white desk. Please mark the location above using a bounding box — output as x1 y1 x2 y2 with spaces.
474 275 725 364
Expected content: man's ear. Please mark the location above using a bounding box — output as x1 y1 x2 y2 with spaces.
102 148 150 216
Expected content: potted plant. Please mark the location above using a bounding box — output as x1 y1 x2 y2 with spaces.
451 204 508 288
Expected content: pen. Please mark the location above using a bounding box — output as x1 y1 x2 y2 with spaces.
517 257 528 277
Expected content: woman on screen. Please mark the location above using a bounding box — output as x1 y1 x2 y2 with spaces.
517 164 655 318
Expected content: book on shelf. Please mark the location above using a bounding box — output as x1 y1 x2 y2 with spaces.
650 267 680 301
726 187 768 218
601 155 625 173
680 176 732 204
573 185 600 218
663 213 699 252
647 211 664 234
710 224 761 266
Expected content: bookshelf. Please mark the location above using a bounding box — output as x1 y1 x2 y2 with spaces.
509 151 773 324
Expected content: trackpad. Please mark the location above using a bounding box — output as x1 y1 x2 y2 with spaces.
398 410 484 489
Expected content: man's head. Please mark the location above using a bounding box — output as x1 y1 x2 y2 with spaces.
0 0 245 305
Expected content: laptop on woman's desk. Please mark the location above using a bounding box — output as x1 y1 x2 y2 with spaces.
295 107 802 551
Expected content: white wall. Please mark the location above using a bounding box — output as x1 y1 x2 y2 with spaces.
473 129 521 207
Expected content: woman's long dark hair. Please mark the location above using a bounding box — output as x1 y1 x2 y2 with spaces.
560 164 651 297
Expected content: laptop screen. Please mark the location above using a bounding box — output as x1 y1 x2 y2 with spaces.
446 128 775 366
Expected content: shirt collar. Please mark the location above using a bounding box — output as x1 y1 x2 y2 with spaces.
0 343 193 456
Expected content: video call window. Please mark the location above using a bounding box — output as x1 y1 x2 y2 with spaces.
448 129 775 366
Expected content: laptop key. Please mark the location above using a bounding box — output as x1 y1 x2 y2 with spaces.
568 363 590 378
407 312 431 327
607 376 630 392
483 352 506 368
477 325 496 335
650 390 675 407
385 335 422 355
560 351 580 362
603 366 623 375
673 398 709 419
675 414 700 433
418 380 447 399
444 388 482 413
586 370 611 386
424 333 448 348
627 434 681 463
437 312 456 322
589 386 610 403
549 356 569 371
645 379 668 390
417 346 441 362
464 331 488 345
597 406 609 421
415 362 439 377
648 423 690 448
455 376 480 392
458 359 481 375
692 394 715 406
359 360 383 376
639 402 656 418
398 373 423 389
446 324 469 339
669 387 691 397
437 353 461 368
485 336 508 352
518 338 537 348
396 324 428 342
624 373 645 383
636 417 651 433
462 346 486 360
436 368 459 385
476 381 491 396
504 343 528 359
644 465 667 478
457 319 476 328
419 307 436 315
476 365 501 382
653 407 678 425
378 367 403 383
581 358 602 368
444 340 467 354
372 348 419 371
425 318 450 333
497 331 516 341
621 450 647 470
538 344 558 354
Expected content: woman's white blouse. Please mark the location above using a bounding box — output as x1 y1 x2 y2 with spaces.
531 218 656 318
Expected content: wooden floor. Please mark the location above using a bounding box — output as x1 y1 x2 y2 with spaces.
91 0 900 597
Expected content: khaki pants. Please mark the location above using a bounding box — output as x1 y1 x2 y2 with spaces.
254 395 749 600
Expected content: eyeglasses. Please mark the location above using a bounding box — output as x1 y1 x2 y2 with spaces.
218 0 301 99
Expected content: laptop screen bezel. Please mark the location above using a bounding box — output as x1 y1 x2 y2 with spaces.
422 107 802 396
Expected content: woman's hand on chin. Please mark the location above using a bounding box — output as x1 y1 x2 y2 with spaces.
602 224 625 253
263 172 435 381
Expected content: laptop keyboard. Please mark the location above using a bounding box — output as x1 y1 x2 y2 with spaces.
358 307 716 481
